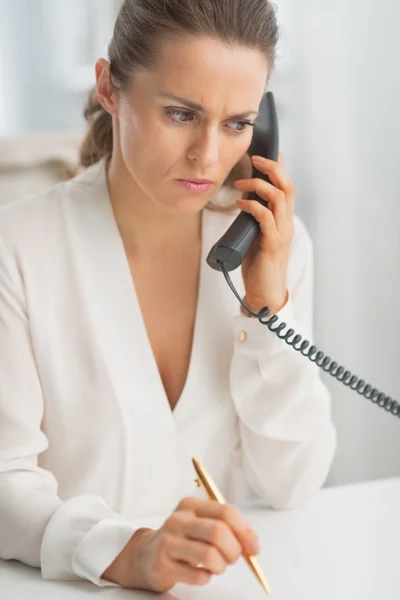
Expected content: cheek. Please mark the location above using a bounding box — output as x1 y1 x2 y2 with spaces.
120 115 184 180
221 131 253 173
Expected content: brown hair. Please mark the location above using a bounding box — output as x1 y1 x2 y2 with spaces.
79 0 279 201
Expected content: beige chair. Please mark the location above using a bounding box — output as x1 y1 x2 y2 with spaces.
0 131 83 206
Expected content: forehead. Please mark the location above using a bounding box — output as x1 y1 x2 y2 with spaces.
145 35 269 111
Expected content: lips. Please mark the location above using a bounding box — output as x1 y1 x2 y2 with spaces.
174 179 214 194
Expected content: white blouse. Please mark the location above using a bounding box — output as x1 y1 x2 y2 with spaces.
0 159 336 586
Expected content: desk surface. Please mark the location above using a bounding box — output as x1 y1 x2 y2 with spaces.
1 477 399 600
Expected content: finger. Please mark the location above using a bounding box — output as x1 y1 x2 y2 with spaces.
234 178 287 230
176 498 259 556
171 560 212 587
183 517 243 564
236 199 276 241
169 540 227 575
251 155 295 213
251 155 291 191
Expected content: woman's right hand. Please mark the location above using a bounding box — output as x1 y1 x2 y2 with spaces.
102 497 261 592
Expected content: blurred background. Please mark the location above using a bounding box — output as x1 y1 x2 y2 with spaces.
0 0 399 486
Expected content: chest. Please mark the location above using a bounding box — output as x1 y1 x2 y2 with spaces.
128 246 201 411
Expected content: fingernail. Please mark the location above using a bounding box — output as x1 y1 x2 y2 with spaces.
252 155 265 162
234 179 245 185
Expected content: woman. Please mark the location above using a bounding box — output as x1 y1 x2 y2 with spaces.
0 0 336 593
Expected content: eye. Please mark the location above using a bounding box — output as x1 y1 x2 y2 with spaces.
164 108 196 126
227 120 254 135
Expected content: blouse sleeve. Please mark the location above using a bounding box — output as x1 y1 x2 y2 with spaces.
229 217 336 509
0 232 162 585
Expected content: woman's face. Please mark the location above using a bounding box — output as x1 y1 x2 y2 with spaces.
108 36 269 214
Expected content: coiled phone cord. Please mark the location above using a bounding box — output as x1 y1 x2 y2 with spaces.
220 262 400 419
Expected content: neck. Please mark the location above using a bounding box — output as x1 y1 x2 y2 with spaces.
106 155 201 258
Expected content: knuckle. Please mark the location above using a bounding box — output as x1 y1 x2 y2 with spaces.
221 504 237 523
201 547 226 574
201 545 216 566
252 201 264 215
229 549 241 565
158 533 172 554
153 548 170 577
177 510 191 524
269 188 284 203
277 189 286 201
177 496 196 512
254 182 265 196
210 521 225 544
167 511 191 532
224 539 242 565
154 553 167 573
264 210 274 224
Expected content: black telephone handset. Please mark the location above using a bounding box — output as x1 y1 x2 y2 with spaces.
207 92 279 272
206 92 400 420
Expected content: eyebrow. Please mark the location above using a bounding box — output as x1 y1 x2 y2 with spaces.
158 92 259 119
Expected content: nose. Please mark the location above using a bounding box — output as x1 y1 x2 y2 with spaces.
187 127 220 169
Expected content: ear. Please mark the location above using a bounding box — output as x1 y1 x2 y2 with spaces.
95 58 119 117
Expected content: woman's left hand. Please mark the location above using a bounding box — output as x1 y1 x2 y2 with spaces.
234 153 295 317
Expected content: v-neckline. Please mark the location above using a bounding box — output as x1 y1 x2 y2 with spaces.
70 160 216 438
110 199 208 421
139 208 206 419
168 207 206 417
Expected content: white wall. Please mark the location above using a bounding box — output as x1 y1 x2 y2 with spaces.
0 0 119 136
272 0 400 484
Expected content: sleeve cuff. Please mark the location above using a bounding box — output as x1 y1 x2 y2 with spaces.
72 518 136 586
40 493 168 586
72 513 167 587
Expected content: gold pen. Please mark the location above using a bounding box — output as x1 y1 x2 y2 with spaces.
192 457 272 596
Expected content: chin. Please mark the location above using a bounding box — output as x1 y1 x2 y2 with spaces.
153 188 210 214
167 198 207 215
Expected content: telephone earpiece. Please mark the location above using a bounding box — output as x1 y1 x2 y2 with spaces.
206 91 279 272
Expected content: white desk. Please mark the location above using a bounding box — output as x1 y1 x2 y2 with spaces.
1 477 399 600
